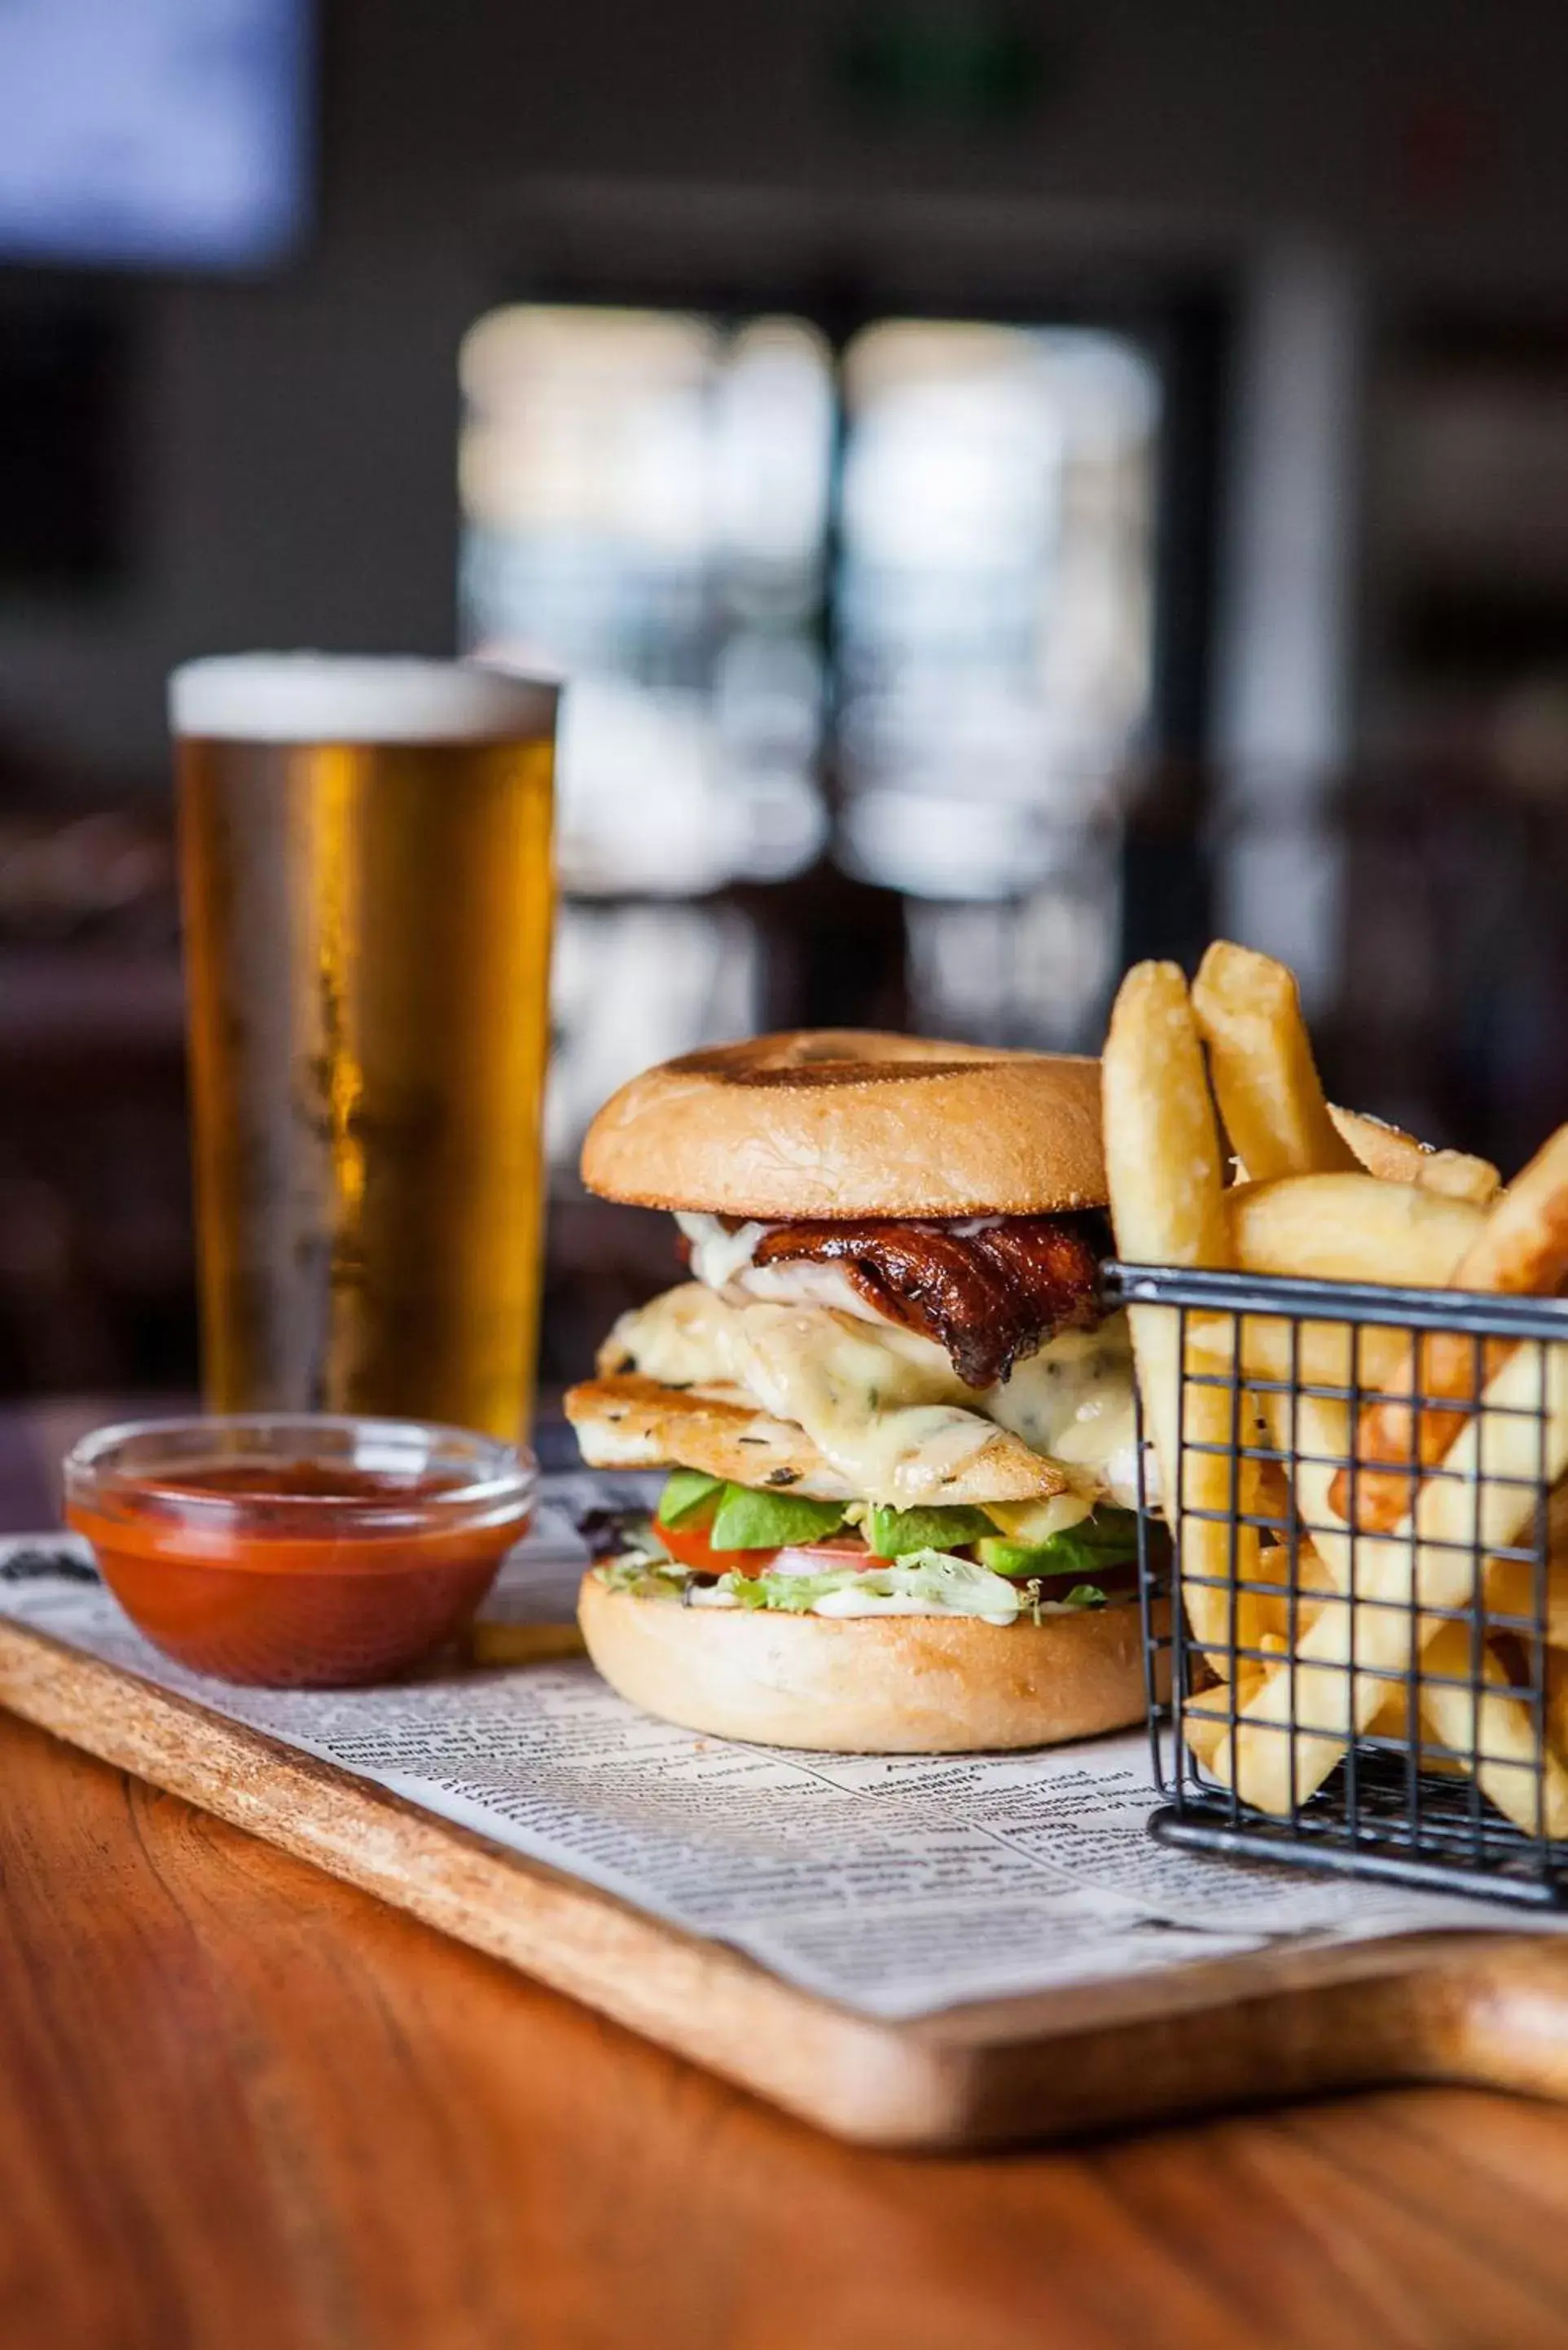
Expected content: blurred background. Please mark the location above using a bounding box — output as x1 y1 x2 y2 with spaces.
3 0 1568 1408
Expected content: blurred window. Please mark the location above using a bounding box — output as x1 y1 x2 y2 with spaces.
837 322 1157 895
459 302 1159 1138
461 307 832 899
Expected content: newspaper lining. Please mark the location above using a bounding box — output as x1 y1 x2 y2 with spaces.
0 1478 1553 2023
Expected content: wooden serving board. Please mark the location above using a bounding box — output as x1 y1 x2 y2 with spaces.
4 1610 1568 2151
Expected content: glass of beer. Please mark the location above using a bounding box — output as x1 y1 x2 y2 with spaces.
169 654 558 1441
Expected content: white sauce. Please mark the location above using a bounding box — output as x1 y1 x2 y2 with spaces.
727 1259 871 1315
810 1586 1017 1624
674 1211 775 1291
675 1211 881 1320
643 1565 1019 1623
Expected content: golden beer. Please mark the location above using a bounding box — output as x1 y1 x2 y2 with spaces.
171 657 557 1439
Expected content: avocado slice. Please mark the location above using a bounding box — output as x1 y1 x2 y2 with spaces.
976 1508 1140 1583
656 1469 726 1528
867 1503 996 1558
707 1484 848 1549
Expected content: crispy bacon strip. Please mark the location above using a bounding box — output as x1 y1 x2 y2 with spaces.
749 1214 1106 1390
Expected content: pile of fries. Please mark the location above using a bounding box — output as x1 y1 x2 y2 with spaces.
1104 942 1568 1845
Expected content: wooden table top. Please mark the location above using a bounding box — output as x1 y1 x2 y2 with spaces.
6 1707 1568 2350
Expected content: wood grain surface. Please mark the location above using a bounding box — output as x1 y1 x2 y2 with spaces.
15 1616 1568 2154
6 1710 1568 2350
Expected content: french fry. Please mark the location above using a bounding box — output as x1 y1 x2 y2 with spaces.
1192 942 1359 1181
1247 1393 1344 1651
1248 1393 1515 1793
1327 1126 1568 1529
1103 964 1255 1669
1485 1484 1568 1644
1184 1679 1264 1768
1184 1664 1438 1774
1413 1151 1505 1208
1228 1175 1484 1289
1414 1623 1563 1839
1112 936 1561 1846
1103 964 1229 1272
1219 1337 1568 1829
1178 1529 1333 1776
1184 1306 1409 1401
1177 1373 1276 1674
1546 1649 1568 1769
1258 1390 1355 1589
1486 1555 1568 1647
1329 1105 1501 1206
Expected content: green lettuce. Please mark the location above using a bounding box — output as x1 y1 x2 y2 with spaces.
716 1548 1021 1619
719 1571 844 1613
596 1555 689 1600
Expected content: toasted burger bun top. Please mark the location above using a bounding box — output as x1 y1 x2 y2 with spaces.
581 1031 1106 1219
578 1571 1147 1753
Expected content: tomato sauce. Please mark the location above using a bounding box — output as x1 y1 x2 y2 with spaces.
64 1423 535 1689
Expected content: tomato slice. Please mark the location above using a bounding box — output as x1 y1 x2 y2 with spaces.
658 1526 894 1579
658 1519 778 1578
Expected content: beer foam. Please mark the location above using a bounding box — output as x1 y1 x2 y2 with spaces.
169 655 560 744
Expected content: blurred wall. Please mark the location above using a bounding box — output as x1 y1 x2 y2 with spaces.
4 0 1568 784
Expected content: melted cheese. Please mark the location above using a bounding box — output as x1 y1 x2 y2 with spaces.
605 1282 1137 1506
986 1324 1138 1483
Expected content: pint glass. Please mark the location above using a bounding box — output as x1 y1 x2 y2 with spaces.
170 655 558 1440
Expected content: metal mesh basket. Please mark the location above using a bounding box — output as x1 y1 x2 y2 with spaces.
1103 1260 1568 1906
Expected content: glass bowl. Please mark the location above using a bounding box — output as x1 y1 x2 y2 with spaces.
63 1415 536 1687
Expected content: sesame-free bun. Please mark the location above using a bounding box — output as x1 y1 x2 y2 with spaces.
581 1032 1105 1219
578 1573 1149 1753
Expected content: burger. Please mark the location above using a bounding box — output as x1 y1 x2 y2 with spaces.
564 1032 1152 1753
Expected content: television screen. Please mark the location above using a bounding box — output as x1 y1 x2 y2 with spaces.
0 0 310 269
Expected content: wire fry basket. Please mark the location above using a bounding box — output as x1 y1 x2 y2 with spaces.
1104 1259 1568 1906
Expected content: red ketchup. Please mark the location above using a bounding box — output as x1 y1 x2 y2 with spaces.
64 1418 536 1688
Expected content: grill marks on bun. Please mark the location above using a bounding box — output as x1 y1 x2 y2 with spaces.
582 1031 1106 1221
674 1035 993 1088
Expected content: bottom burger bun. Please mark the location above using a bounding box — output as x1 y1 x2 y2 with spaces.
577 1572 1157 1754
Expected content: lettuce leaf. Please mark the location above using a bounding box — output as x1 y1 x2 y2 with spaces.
720 1571 843 1613
596 1556 688 1600
716 1548 1021 1619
